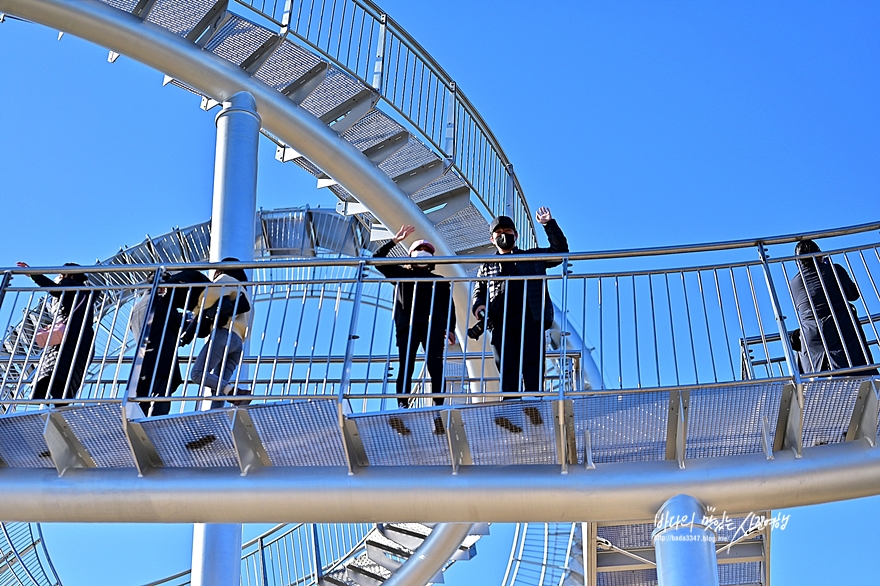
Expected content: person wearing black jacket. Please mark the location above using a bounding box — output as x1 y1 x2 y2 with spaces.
471 207 568 429
374 225 457 425
789 239 876 375
129 269 210 416
17 261 95 403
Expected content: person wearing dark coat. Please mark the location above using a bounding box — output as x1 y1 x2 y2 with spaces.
471 207 569 431
16 262 95 403
374 225 457 423
789 239 876 376
129 269 210 416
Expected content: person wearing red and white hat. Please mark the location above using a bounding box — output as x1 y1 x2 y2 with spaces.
373 225 457 435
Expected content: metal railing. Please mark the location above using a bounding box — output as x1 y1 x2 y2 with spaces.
1 221 878 415
145 522 373 585
502 523 576 586
232 0 537 247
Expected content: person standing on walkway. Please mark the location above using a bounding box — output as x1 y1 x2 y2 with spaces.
17 262 95 404
374 225 457 435
789 239 876 376
184 260 254 406
471 207 568 431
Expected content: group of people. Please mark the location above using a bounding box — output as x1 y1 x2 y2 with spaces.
375 206 569 434
12 221 877 430
15 260 254 414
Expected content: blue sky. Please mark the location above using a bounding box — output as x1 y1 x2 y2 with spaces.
2 1 880 584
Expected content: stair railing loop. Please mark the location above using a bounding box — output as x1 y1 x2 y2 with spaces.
756 244 802 386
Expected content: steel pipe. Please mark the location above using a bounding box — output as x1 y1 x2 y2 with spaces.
652 495 719 586
380 523 473 586
0 440 877 523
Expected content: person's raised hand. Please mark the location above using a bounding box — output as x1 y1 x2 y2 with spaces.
15 262 29 268
392 225 415 244
535 207 552 225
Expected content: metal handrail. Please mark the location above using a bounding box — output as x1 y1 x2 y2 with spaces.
2 222 878 414
231 0 539 247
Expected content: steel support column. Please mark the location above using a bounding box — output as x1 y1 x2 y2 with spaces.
652 494 719 586
192 91 260 586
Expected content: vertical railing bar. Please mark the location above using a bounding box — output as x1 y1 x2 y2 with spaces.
648 274 660 387
320 285 344 395
679 272 699 384
559 259 570 397
855 249 880 347
303 283 326 394
697 270 718 382
268 284 293 397
598 278 604 389
830 251 868 366
338 261 365 405
615 276 621 389
729 267 753 380
712 268 737 379
662 272 680 387
746 258 778 379
632 274 641 389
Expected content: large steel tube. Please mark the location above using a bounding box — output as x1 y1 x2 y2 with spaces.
652 495 719 586
190 91 261 586
0 440 877 523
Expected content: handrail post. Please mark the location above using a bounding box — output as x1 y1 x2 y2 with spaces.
338 261 366 406
123 267 165 417
757 244 802 385
312 523 324 581
559 258 570 398
258 536 268 586
371 14 386 91
444 82 457 160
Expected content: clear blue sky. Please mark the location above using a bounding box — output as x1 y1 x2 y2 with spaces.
2 1 880 584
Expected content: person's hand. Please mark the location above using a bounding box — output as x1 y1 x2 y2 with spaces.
392 225 415 244
535 207 552 225
473 305 486 318
446 331 457 345
15 262 29 268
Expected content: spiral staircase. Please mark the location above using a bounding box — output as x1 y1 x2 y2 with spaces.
0 1 879 586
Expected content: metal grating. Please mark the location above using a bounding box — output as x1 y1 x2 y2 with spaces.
719 561 764 585
355 409 450 466
574 393 668 464
435 204 493 253
97 0 138 11
299 68 367 119
411 172 468 205
146 0 215 37
205 15 274 66
597 569 657 586
247 400 347 466
340 109 407 152
686 384 783 459
255 39 323 91
598 523 654 550
61 404 135 468
459 401 557 465
141 410 239 467
802 378 862 448
0 522 55 586
0 413 53 469
378 138 439 178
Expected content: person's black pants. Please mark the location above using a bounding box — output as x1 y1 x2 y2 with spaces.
490 313 545 394
396 324 446 407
